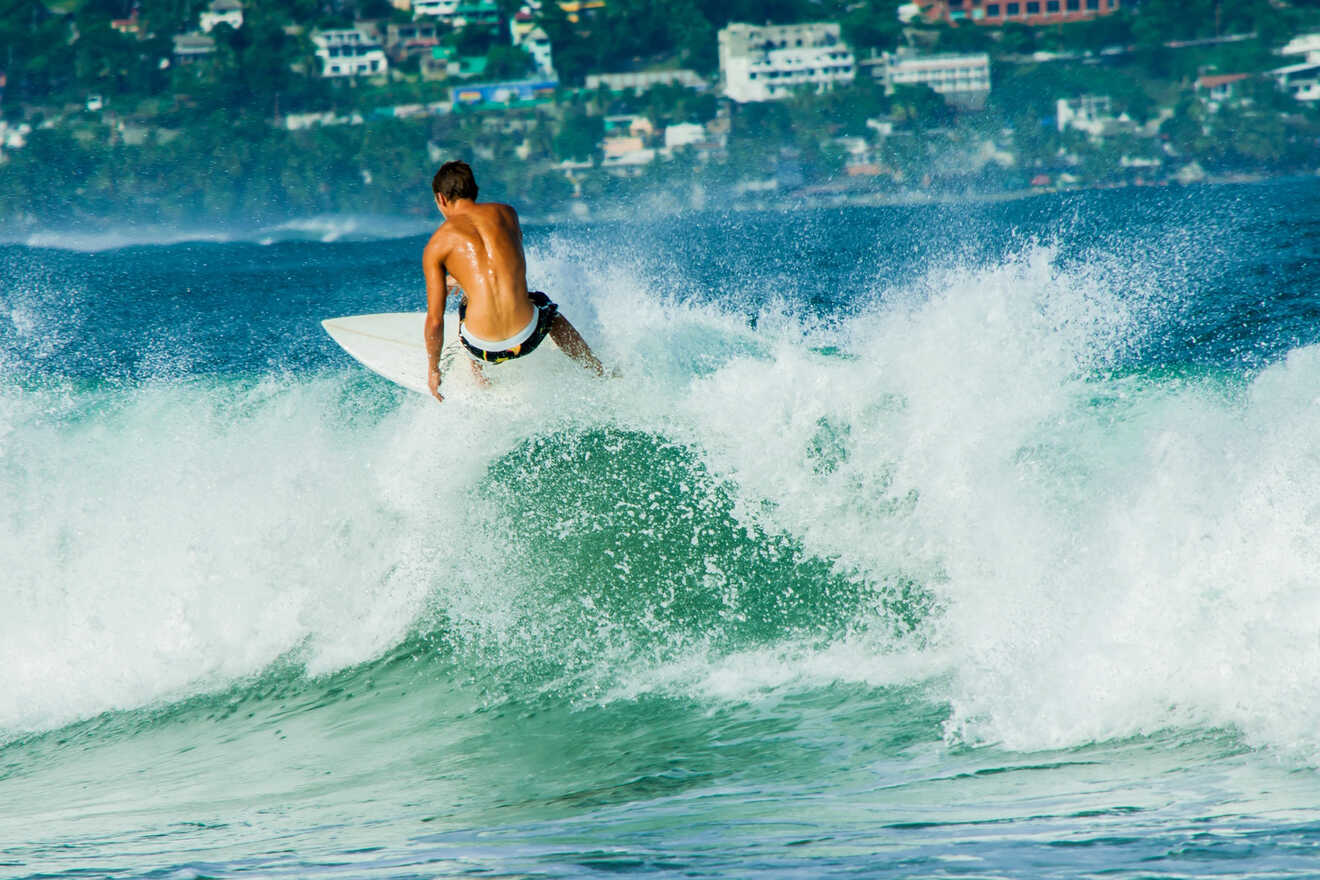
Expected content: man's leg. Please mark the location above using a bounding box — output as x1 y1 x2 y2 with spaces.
548 313 604 376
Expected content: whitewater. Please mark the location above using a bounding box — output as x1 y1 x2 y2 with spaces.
3 180 1320 878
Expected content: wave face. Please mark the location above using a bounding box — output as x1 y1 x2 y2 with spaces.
4 181 1320 879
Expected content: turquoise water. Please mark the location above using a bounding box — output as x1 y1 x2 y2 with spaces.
4 181 1320 877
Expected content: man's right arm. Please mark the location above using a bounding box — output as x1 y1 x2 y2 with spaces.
422 236 449 402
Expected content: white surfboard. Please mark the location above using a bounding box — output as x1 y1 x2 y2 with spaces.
322 312 466 396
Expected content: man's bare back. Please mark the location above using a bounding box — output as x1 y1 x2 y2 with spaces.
422 161 602 402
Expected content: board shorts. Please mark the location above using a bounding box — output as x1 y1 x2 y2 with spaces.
458 291 558 364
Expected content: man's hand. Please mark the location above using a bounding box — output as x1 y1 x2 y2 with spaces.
428 366 444 402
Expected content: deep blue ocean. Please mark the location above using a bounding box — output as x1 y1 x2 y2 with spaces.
4 180 1320 878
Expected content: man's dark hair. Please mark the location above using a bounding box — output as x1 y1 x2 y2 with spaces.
432 161 478 201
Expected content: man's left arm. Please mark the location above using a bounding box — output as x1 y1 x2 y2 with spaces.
422 239 449 402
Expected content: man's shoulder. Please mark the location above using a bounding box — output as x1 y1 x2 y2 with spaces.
477 201 518 221
424 220 466 253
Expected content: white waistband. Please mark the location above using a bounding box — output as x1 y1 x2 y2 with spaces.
460 309 538 351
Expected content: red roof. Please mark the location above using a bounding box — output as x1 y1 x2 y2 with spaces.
1195 73 1248 89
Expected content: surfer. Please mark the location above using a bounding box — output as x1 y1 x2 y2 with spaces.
422 160 603 401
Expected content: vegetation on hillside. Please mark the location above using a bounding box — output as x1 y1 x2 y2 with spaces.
2 0 1319 225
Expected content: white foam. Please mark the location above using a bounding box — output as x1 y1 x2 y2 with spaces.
6 237 1320 767
0 376 505 734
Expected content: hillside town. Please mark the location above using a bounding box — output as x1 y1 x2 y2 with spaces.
1 0 1318 224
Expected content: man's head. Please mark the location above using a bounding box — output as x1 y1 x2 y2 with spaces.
432 161 478 214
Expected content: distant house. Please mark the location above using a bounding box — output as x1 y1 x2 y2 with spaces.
313 28 389 78
1270 60 1320 102
867 50 991 110
172 32 217 63
450 55 489 78
1056 94 1130 136
1194 73 1250 110
558 0 605 23
518 26 555 77
602 138 656 176
420 46 490 80
604 114 655 139
913 0 1125 26
384 21 440 60
200 0 243 32
412 0 459 19
1 120 33 153
603 135 645 157
585 69 706 94
454 0 499 28
718 22 855 102
1278 33 1320 63
111 8 142 36
664 122 704 149
421 45 455 80
414 0 497 26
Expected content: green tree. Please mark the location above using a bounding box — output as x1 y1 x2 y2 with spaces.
485 44 534 79
554 108 603 160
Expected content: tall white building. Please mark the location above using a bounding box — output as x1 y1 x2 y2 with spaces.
313 28 389 78
876 51 990 109
717 22 855 102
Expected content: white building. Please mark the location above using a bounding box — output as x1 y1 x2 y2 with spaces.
875 51 990 109
717 22 855 102
1194 73 1249 111
413 0 459 18
172 32 217 63
313 28 389 78
1278 33 1320 63
0 120 32 152
1056 95 1129 136
414 0 497 25
585 69 706 93
664 122 705 149
1271 60 1320 102
515 25 555 77
200 0 243 32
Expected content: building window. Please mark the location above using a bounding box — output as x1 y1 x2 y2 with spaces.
1086 0 1098 7
1066 0 1079 8
1027 1 1039 12
1047 0 1059 9
986 2 999 13
950 0 963 6
1006 1 1020 14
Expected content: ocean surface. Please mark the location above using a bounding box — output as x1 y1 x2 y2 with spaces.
4 180 1320 879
